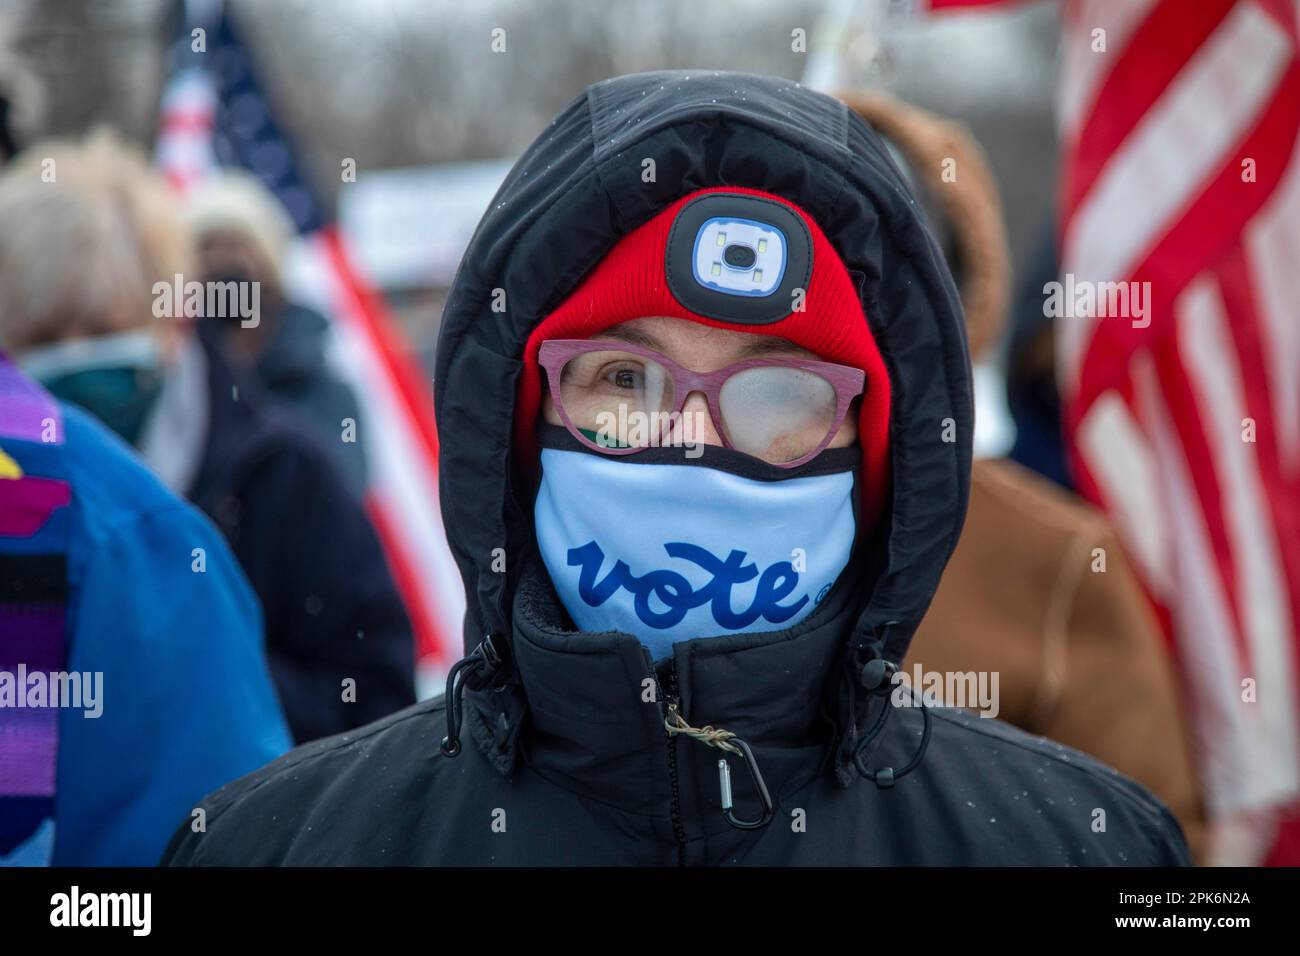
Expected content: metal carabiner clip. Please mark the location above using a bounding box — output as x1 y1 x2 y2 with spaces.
717 737 774 831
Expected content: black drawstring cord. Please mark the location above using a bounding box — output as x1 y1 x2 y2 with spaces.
853 657 933 788
440 635 504 758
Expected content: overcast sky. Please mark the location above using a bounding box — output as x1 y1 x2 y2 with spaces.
2 0 1059 269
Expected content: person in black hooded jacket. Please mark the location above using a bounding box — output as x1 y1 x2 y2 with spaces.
182 322 416 744
163 71 1190 867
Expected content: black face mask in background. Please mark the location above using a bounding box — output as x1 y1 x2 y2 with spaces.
202 270 257 329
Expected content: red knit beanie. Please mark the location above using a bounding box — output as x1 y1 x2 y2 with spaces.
515 186 891 527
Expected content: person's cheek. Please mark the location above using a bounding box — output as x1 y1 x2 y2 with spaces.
541 392 563 427
830 399 860 448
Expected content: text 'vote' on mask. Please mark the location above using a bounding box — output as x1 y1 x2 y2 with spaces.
534 446 856 660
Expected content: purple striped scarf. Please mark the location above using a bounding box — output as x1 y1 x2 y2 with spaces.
1 353 69 866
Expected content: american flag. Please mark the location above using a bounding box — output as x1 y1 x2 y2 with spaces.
918 0 1300 863
154 0 465 690
1056 0 1300 865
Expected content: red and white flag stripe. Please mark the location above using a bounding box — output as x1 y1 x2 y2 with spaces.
1056 0 1300 862
286 231 466 688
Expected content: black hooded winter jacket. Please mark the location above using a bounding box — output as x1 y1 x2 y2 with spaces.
163 71 1191 867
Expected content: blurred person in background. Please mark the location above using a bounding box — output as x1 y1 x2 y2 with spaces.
0 131 415 744
184 171 368 497
0 134 290 865
843 91 1205 862
1003 224 1071 491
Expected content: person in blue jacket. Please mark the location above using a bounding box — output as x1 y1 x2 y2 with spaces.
0 354 292 866
0 127 294 865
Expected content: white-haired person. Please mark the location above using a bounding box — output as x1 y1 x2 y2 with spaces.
0 131 416 745
185 170 366 494
0 130 291 865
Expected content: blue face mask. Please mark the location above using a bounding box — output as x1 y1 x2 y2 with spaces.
534 439 858 661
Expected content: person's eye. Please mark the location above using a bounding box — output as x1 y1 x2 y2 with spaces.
601 363 644 390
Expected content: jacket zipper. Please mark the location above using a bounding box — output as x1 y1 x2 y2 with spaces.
652 656 689 866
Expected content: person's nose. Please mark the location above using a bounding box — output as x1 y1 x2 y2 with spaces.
666 390 724 447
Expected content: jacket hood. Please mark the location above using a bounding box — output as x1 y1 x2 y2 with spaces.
435 69 972 672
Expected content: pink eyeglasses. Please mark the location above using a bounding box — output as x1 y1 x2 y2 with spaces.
538 338 866 467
